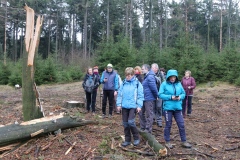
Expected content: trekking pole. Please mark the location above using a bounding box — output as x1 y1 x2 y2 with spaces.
100 88 102 109
90 92 93 112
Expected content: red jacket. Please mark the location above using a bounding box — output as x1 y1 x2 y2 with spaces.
181 77 196 96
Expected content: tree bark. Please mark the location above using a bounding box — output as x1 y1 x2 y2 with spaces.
125 0 129 37
83 1 88 59
0 114 97 147
138 129 167 156
219 0 223 52
143 0 146 44
149 0 153 42
107 0 110 40
129 0 133 46
159 0 163 50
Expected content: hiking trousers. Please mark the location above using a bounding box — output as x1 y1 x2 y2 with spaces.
86 90 97 112
102 90 114 115
164 110 187 142
122 108 139 142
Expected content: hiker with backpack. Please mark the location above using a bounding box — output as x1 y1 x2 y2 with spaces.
139 64 158 133
100 63 119 118
116 67 144 147
151 63 163 127
159 69 192 149
82 67 100 114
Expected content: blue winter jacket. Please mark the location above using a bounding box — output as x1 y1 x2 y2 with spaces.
100 70 119 91
159 69 185 111
142 70 158 101
116 77 144 109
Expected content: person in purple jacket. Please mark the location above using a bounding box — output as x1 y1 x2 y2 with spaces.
139 64 158 133
181 70 196 117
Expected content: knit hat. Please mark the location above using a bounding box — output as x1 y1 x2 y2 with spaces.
107 64 113 68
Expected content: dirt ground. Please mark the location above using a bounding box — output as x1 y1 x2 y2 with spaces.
0 81 239 160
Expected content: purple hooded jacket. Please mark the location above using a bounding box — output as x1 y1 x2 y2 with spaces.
181 77 196 96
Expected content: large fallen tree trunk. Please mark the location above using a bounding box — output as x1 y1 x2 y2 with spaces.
138 128 167 157
0 113 97 147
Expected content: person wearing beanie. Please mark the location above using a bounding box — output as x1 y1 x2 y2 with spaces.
100 63 119 118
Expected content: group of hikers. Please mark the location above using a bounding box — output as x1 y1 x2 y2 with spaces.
82 63 196 149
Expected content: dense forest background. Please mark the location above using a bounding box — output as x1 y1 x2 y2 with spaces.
0 0 240 86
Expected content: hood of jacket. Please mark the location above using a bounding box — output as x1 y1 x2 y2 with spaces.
166 69 179 82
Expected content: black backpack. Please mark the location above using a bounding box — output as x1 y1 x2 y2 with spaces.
84 75 96 93
155 75 161 91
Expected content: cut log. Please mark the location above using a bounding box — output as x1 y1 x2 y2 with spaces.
0 113 97 147
138 128 167 157
64 101 85 108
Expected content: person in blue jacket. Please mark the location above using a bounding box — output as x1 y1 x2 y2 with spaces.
100 64 119 118
117 67 144 147
159 69 192 149
139 64 158 133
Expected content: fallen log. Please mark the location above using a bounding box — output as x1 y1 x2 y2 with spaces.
0 113 97 147
138 128 167 157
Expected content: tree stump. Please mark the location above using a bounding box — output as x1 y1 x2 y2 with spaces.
64 101 85 108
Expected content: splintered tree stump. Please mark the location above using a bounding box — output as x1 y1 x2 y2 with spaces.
64 101 85 108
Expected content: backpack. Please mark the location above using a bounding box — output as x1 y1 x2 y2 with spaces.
155 75 161 91
84 75 96 93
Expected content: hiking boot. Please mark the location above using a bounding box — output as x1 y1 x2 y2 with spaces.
102 114 106 118
165 142 173 149
182 141 192 148
187 114 191 117
133 139 140 146
92 112 96 116
108 114 112 118
116 111 120 114
140 128 145 131
121 141 131 147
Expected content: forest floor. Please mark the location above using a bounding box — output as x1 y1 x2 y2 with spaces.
0 81 240 160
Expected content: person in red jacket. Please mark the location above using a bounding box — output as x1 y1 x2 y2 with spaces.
181 70 196 117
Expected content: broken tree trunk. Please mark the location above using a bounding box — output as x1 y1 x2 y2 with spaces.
0 114 97 147
138 129 167 156
22 5 44 121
